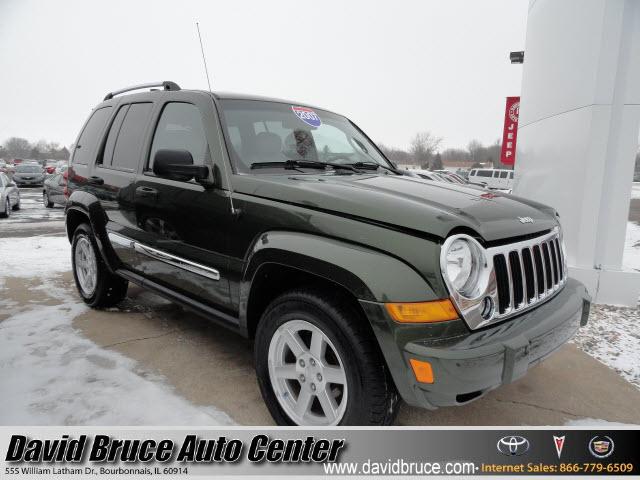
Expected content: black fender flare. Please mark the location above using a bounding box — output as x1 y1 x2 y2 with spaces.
239 230 436 332
65 191 120 273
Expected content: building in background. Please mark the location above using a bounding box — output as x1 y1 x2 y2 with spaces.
514 0 640 305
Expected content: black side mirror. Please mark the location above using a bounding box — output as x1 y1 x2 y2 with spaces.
153 149 212 186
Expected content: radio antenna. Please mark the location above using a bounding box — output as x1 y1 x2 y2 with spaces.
195 21 238 215
196 22 212 91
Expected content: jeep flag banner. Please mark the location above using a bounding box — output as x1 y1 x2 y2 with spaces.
1 427 638 477
500 96 520 166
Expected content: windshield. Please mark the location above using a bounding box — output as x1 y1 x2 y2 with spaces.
219 100 391 173
16 165 42 173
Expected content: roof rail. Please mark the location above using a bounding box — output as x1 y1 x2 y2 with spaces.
103 81 181 101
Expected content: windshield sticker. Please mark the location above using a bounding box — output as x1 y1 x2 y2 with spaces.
292 106 322 127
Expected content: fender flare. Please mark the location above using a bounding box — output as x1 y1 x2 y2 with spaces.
239 230 436 331
65 191 120 273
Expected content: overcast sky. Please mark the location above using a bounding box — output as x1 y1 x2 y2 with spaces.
0 0 528 151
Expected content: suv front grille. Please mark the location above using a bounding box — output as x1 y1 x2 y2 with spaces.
492 232 566 316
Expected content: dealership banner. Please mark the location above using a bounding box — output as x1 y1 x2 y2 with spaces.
500 96 520 166
1 427 638 478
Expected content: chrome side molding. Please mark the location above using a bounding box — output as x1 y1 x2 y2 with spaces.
107 232 220 281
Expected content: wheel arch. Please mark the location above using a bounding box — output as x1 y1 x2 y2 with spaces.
240 230 436 337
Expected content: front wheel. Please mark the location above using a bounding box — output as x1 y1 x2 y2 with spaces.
255 289 399 426
71 223 128 308
1 198 10 218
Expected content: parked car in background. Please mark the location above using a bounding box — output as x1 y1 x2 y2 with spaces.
44 160 58 174
12 163 45 187
55 160 68 174
434 170 467 184
0 160 7 173
469 168 514 190
43 172 67 207
0 172 20 217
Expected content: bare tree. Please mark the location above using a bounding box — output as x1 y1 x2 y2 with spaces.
410 132 442 167
3 137 31 159
467 139 483 165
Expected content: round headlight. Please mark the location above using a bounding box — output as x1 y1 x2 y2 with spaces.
444 238 482 296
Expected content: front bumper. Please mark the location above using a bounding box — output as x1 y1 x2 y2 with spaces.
14 178 44 186
359 278 590 409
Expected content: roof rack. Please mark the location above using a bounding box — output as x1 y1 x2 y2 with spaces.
103 81 181 101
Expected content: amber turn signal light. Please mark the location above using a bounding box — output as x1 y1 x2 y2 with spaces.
409 358 435 384
385 299 458 323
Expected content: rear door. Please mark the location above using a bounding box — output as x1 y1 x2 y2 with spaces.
92 101 155 271
132 93 234 312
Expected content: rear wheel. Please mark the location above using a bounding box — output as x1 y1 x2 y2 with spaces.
71 223 128 308
43 191 54 208
255 289 399 426
12 196 20 210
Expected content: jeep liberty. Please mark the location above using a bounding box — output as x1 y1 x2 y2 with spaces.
65 81 590 426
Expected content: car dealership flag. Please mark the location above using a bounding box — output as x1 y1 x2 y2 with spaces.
500 96 520 166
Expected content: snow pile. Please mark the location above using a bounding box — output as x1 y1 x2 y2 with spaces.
572 303 640 391
0 235 233 425
631 182 640 200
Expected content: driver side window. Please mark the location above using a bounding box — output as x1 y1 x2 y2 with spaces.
149 103 210 172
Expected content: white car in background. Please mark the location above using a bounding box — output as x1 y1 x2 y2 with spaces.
0 172 20 218
469 168 514 190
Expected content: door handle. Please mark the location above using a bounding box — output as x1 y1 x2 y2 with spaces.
87 176 104 185
136 186 158 198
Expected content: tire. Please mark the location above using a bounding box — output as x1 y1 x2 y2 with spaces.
1 198 10 218
71 223 128 308
255 288 399 426
43 191 54 208
12 197 20 210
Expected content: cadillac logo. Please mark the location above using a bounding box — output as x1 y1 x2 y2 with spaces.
588 436 614 459
497 436 530 456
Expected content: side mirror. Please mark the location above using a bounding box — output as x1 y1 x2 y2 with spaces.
153 149 212 186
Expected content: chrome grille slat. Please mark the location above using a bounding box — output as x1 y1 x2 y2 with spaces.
491 229 566 323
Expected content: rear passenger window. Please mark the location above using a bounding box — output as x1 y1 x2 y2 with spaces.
500 171 508 178
101 105 129 166
476 170 492 178
110 103 153 171
149 103 209 170
73 107 112 165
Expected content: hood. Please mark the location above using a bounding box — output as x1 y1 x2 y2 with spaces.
234 173 559 242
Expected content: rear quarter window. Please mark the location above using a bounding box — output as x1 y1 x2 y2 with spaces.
72 107 112 165
475 170 492 178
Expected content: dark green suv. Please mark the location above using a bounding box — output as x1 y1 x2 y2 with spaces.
65 81 590 426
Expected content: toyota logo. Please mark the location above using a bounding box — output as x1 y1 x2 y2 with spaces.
497 436 530 456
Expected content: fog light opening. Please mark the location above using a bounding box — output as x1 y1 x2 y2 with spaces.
480 296 494 320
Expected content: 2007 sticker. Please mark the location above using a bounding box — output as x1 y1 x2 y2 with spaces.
292 106 322 127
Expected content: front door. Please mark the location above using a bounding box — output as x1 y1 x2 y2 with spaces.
132 97 234 313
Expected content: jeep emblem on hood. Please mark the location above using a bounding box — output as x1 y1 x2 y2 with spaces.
518 216 534 224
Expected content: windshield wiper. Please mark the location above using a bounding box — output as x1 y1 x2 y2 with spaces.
350 161 399 174
250 159 360 172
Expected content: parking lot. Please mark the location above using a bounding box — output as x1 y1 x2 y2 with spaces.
1 187 639 426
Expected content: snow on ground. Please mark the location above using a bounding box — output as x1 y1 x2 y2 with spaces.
565 418 639 426
623 220 640 272
572 303 640 391
0 235 70 285
631 182 640 200
2 188 65 225
0 236 234 425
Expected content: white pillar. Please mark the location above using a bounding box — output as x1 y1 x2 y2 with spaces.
514 0 640 305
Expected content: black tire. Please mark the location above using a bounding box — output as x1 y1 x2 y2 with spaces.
71 223 128 308
1 198 10 218
43 191 54 208
255 288 399 426
12 198 20 210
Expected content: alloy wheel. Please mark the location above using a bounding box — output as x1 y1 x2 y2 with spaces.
268 319 348 426
74 236 98 296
